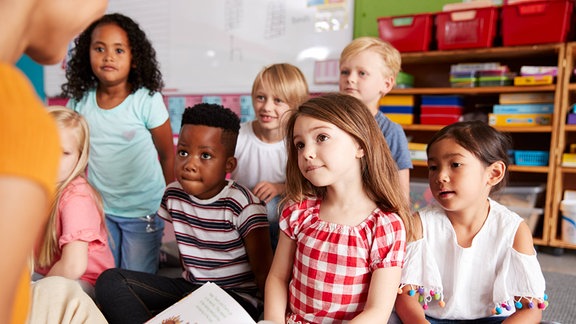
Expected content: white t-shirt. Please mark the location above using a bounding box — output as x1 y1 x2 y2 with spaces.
230 121 286 190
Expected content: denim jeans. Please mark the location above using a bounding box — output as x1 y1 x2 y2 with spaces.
106 213 164 274
95 269 259 324
266 195 281 252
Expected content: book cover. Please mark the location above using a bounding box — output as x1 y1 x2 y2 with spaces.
493 104 554 114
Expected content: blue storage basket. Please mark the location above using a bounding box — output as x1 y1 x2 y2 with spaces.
514 150 549 166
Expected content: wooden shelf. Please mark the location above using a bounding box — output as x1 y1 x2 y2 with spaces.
400 44 564 64
560 167 576 174
533 238 546 246
400 44 565 248
391 85 556 95
508 165 550 173
413 160 549 173
549 240 576 249
403 124 552 133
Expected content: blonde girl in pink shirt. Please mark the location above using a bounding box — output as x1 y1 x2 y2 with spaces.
34 106 114 298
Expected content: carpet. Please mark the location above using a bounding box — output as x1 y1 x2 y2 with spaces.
542 271 576 324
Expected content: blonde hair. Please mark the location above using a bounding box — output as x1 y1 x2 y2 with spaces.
37 106 104 268
251 63 309 110
340 36 401 83
283 93 415 240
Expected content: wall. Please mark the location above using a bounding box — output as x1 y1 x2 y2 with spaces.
16 55 45 101
44 0 354 96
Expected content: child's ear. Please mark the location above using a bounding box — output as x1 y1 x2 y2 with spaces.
225 156 237 174
487 161 506 186
355 147 365 159
380 75 395 96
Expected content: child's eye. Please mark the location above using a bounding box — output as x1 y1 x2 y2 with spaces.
316 134 329 143
359 71 367 76
294 142 304 150
274 98 283 104
200 153 212 160
255 95 265 102
428 165 437 171
116 48 125 54
177 150 188 157
451 162 462 168
94 46 104 53
340 70 350 76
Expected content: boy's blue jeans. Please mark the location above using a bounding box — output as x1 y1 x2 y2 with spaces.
106 213 164 274
95 268 259 324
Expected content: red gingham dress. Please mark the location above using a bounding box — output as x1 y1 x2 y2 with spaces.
280 198 406 324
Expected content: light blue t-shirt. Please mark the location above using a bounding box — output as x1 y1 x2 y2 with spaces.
375 111 413 170
68 88 169 217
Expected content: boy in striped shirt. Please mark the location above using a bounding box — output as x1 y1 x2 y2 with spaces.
95 103 273 323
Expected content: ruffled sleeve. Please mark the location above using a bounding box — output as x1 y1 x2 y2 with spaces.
492 248 548 314
279 198 320 240
58 178 106 249
398 238 446 309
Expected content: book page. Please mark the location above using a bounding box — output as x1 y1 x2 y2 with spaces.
145 282 256 324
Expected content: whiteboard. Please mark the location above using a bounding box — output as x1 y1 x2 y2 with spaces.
44 0 353 96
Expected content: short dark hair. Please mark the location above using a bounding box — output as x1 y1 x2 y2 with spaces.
181 103 240 155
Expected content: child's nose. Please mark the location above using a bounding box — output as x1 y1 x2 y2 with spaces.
434 169 449 183
302 146 316 160
184 158 198 172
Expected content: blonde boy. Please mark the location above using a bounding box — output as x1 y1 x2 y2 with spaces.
339 36 412 198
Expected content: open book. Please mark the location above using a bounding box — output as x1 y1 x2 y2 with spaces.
145 282 256 324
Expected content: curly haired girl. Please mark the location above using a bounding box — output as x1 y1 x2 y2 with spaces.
62 13 175 274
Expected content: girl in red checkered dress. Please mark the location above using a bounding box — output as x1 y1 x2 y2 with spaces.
264 93 416 324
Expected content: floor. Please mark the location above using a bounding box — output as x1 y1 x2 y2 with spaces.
537 246 576 276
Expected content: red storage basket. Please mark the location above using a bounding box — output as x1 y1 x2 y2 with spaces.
377 13 433 52
436 6 499 50
502 0 574 46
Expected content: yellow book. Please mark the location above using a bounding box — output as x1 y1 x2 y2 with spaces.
379 95 415 106
385 113 414 125
514 75 553 86
408 142 427 151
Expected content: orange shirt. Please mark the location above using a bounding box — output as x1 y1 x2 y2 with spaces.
0 62 59 323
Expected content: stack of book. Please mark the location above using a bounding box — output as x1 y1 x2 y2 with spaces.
379 95 415 125
408 142 427 162
420 95 463 125
489 92 554 126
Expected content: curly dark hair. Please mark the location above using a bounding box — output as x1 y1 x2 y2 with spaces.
61 13 164 101
181 103 240 155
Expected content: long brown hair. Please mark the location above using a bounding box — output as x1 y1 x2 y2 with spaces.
283 93 415 240
36 106 104 268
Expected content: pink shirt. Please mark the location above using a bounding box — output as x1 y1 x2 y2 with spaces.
35 176 114 285
281 198 406 323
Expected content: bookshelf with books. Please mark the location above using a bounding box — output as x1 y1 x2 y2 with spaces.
550 42 576 250
392 44 566 247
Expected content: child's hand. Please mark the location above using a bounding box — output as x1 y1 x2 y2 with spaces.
253 182 284 203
